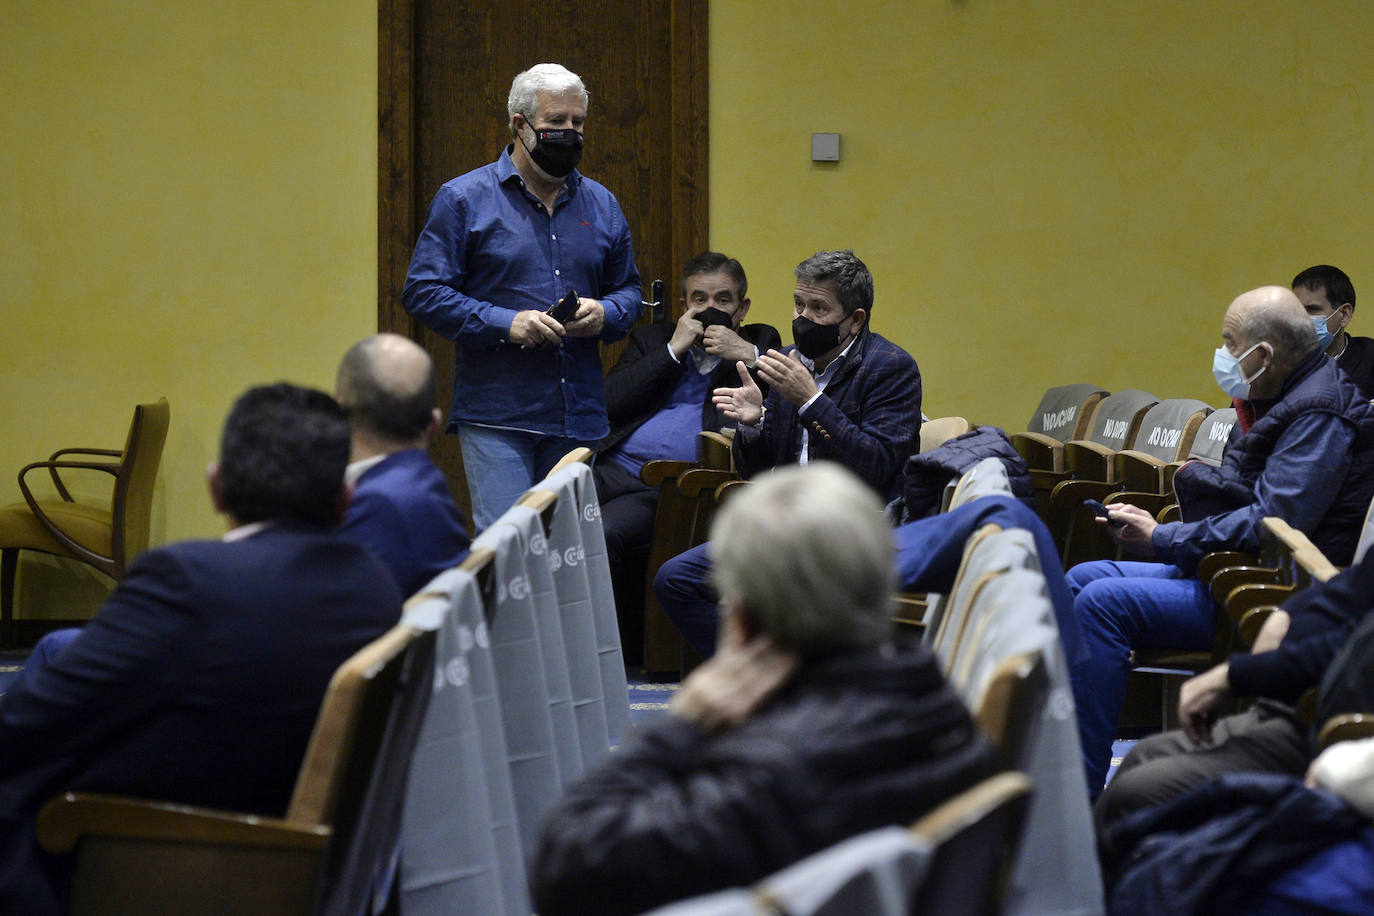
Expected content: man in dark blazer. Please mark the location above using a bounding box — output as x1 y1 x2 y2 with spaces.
594 252 779 659
655 250 923 657
336 333 471 596
0 384 403 914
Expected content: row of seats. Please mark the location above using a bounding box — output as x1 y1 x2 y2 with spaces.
33 449 631 916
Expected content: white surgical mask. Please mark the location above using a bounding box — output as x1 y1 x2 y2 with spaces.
1212 341 1268 400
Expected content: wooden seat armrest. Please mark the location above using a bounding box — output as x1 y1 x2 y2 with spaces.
696 431 736 471
677 469 737 498
1063 440 1115 480
36 793 330 855
1010 432 1064 472
20 458 122 505
1112 450 1165 494
1237 605 1278 647
48 447 124 461
1048 478 1119 512
1156 503 1180 523
1318 713 1374 751
714 479 749 504
1104 490 1172 516
640 459 695 488
1196 551 1258 584
1210 566 1281 604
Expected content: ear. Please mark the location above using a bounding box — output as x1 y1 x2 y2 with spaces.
1337 303 1354 329
734 296 752 324
206 463 226 515
849 307 867 330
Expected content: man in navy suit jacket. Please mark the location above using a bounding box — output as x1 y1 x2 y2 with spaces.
336 334 471 597
655 250 923 657
0 384 403 914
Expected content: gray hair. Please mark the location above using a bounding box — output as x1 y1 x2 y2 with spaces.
710 462 894 658
795 250 874 319
1238 290 1320 370
507 63 589 134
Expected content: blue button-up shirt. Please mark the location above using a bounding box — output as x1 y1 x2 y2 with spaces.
402 148 642 440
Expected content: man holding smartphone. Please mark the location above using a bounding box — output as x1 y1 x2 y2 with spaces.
402 62 641 530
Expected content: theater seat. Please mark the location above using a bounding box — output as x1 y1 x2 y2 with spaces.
0 398 170 647
1011 384 1108 473
36 622 436 916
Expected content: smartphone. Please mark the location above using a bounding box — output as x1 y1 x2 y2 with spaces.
1082 498 1119 524
548 289 580 323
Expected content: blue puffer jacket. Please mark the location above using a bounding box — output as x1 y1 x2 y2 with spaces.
1105 773 1368 915
1173 348 1374 565
889 426 1033 523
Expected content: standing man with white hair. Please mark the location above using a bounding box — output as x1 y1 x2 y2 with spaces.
403 62 641 530
531 462 997 916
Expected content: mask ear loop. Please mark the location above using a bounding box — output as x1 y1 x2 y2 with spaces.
1242 341 1273 386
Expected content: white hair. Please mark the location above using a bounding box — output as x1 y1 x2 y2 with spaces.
710 462 895 658
507 63 589 134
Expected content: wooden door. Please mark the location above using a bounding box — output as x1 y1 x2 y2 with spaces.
378 0 708 521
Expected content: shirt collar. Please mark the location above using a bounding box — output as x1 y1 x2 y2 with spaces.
223 520 275 543
345 453 388 486
497 145 581 197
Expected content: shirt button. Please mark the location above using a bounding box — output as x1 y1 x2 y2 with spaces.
555 269 561 276
560 378 566 383
551 234 557 240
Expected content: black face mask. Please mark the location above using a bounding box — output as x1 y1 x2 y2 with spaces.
520 126 583 178
792 314 845 359
695 307 735 331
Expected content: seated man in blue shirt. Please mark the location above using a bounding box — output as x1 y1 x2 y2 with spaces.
1069 285 1374 797
335 333 471 598
594 252 780 660
653 250 923 658
402 62 641 531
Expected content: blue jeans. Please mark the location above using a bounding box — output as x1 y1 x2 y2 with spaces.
653 542 718 659
1065 560 1214 796
457 425 594 531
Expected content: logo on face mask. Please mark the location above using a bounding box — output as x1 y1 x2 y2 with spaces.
520 124 583 178
791 314 844 359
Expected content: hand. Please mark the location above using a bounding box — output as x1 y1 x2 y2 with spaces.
1178 663 1231 745
670 635 800 732
1099 502 1158 556
754 349 819 405
562 297 605 338
703 326 757 365
712 361 764 426
1250 609 1291 654
669 312 704 359
510 309 566 348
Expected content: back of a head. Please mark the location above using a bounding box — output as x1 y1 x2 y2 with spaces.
1292 264 1356 311
219 383 350 527
794 250 874 319
1235 285 1319 368
336 333 436 445
710 462 893 658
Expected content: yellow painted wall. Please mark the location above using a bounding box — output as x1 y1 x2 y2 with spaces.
711 1 1374 428
2 0 377 614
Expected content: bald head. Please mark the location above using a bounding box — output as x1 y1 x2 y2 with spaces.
1222 286 1320 396
336 334 438 447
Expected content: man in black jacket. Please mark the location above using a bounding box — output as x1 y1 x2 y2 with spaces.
532 462 998 916
594 252 779 658
1094 547 1374 835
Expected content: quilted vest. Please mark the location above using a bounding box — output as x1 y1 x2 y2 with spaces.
1176 349 1374 565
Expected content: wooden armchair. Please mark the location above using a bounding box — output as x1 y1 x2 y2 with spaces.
908 771 1033 916
0 398 170 646
1010 384 1108 473
36 622 436 916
